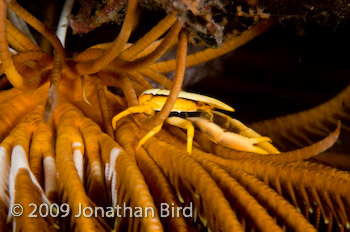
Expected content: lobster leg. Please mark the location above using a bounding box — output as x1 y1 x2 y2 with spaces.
111 105 154 129
166 116 194 153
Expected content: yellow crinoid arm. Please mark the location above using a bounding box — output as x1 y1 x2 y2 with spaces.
150 19 274 73
166 116 194 153
111 105 155 130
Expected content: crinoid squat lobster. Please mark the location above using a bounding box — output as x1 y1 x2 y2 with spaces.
112 88 278 154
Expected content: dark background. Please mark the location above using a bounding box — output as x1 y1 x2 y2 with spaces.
61 1 350 124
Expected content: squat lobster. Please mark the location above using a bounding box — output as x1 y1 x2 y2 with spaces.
112 89 279 154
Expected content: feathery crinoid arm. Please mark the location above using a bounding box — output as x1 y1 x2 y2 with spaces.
114 151 163 232
250 85 350 151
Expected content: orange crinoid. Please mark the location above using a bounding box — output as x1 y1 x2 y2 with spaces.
0 0 350 231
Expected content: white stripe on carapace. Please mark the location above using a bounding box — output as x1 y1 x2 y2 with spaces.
141 89 234 112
